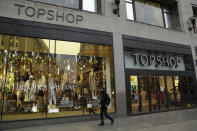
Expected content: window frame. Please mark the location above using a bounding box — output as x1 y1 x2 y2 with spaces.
195 46 197 56
25 0 102 14
126 0 135 21
192 5 197 17
126 0 180 30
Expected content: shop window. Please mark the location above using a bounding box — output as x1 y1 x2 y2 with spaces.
135 0 164 27
125 0 181 30
28 0 101 13
192 6 197 17
0 34 115 121
126 0 134 20
83 0 98 12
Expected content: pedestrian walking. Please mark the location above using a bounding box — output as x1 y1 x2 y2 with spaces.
98 88 114 126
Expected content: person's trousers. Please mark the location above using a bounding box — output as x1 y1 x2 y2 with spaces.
100 107 113 124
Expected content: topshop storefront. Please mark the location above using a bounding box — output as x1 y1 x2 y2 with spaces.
123 35 197 115
0 0 115 121
0 0 197 128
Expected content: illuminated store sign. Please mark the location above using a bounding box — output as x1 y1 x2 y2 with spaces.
132 53 182 68
14 4 83 24
125 51 185 71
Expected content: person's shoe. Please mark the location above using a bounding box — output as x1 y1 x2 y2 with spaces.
111 119 114 125
98 123 104 126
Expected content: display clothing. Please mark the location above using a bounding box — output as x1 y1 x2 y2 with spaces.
89 72 97 98
49 79 56 105
7 73 14 93
38 75 46 96
24 79 36 102
89 74 96 91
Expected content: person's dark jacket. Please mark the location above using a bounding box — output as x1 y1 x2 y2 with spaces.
100 91 111 108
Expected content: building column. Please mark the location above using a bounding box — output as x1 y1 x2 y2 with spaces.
113 32 127 117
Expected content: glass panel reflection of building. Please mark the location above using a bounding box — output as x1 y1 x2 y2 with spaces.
0 34 115 121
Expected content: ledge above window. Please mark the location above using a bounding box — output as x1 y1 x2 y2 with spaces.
26 0 102 14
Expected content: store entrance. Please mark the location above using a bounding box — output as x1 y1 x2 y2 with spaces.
127 74 196 115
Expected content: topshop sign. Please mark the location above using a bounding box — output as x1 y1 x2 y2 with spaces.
125 51 185 71
133 53 182 68
14 4 83 24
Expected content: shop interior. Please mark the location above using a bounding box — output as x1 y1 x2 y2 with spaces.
130 75 195 115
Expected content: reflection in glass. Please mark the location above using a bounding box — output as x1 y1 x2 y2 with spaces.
166 76 176 110
164 13 174 29
83 0 97 12
0 34 115 121
126 2 134 20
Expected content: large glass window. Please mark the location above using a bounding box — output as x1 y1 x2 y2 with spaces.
135 0 164 27
125 0 181 30
28 0 100 13
0 34 115 121
83 0 97 12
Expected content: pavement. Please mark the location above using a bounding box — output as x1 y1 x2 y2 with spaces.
4 108 197 131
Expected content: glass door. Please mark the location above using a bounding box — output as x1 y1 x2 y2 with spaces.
173 76 181 109
149 76 161 112
138 76 150 113
157 76 167 111
165 76 176 110
130 75 140 114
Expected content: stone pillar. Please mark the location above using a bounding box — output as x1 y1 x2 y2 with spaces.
113 32 127 117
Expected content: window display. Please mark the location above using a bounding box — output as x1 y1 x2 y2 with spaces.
0 34 115 121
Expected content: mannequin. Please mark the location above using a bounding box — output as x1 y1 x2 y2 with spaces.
16 77 24 108
48 74 59 113
24 75 36 112
38 73 46 97
49 74 56 106
89 69 97 99
61 72 67 92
